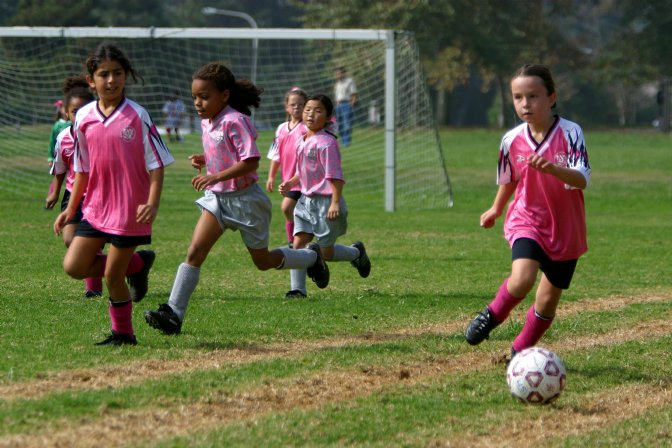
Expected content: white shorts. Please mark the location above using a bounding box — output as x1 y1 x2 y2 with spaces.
195 184 271 250
293 194 348 247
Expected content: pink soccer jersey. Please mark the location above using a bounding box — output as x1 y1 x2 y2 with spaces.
267 121 306 192
295 129 344 196
497 116 591 261
50 126 76 192
73 98 174 236
200 105 260 193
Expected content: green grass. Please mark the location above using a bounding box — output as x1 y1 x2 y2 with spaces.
0 128 670 447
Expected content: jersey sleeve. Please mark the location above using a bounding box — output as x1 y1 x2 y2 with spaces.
496 132 516 185
72 113 89 174
322 136 344 183
50 128 70 176
565 124 591 187
141 108 175 170
267 123 283 161
229 116 260 161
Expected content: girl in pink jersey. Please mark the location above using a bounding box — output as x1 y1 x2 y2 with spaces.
279 94 371 297
266 87 307 249
144 63 328 335
464 64 591 360
45 76 103 298
54 43 174 346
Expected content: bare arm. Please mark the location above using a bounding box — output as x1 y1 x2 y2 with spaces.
480 182 517 229
327 179 344 220
191 158 259 191
45 173 65 209
137 167 164 224
266 160 280 192
527 154 587 189
54 172 88 235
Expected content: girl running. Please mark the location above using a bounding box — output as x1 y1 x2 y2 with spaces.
54 43 174 346
144 63 328 335
464 64 591 360
46 76 102 298
279 93 371 297
266 87 308 297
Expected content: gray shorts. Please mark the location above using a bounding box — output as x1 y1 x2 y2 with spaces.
196 184 271 250
293 194 348 247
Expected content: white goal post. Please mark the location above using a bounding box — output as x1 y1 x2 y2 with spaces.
0 26 452 211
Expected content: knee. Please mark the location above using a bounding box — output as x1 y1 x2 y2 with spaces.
63 259 85 280
185 244 208 267
251 258 273 271
508 273 536 297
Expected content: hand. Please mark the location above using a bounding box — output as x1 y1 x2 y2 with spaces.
136 203 158 224
526 154 556 174
45 193 58 210
54 211 70 235
192 174 217 191
266 178 274 193
188 154 206 170
278 182 290 195
480 207 500 229
327 202 340 220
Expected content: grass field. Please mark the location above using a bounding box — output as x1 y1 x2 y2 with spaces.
0 127 671 447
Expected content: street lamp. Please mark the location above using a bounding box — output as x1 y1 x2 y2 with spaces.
201 6 258 85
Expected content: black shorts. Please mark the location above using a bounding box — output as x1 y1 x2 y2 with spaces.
511 238 578 290
60 190 84 225
75 219 151 248
283 190 301 201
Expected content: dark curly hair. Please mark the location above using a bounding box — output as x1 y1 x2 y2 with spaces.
192 62 263 116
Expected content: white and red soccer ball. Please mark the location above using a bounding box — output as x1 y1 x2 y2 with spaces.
506 347 566 404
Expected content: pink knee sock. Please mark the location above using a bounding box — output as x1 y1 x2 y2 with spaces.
488 279 524 323
125 252 144 276
285 222 294 244
512 305 554 352
85 277 103 292
109 300 133 335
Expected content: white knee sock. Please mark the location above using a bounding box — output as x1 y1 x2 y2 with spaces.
290 269 307 294
168 263 200 321
331 244 359 262
278 247 317 269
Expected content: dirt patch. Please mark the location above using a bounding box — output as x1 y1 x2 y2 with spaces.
1 311 671 448
0 292 669 403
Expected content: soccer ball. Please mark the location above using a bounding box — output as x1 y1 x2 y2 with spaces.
506 347 566 404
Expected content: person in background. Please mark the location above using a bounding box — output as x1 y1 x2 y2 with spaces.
279 93 371 299
45 75 102 298
333 67 357 147
162 91 187 142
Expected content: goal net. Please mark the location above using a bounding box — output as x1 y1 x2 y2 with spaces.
0 27 452 210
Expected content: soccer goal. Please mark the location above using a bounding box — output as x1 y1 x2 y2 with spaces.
0 27 452 211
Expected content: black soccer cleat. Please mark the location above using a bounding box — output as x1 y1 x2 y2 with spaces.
306 242 330 289
285 289 307 299
465 306 500 345
350 241 371 278
144 303 182 335
95 331 137 346
128 250 155 302
85 289 103 298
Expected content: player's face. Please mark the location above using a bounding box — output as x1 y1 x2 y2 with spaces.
303 99 329 133
66 96 89 121
511 75 557 128
285 94 305 121
191 78 230 120
89 59 127 105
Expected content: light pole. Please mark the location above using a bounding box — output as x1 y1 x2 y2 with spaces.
201 6 258 85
